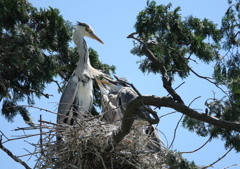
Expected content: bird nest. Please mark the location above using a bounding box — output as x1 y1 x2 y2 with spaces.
26 113 173 169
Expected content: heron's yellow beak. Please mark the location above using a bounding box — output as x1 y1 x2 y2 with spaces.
96 79 111 85
90 32 104 44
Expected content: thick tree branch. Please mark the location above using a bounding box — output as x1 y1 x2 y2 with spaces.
104 112 135 152
103 98 159 152
102 95 240 156
128 95 240 133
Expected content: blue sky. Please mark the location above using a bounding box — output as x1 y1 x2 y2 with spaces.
1 0 239 168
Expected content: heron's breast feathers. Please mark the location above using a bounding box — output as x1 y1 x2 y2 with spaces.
78 73 91 84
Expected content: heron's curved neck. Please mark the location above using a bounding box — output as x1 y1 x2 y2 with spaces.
75 36 89 75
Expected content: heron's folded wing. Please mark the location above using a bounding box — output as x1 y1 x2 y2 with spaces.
57 75 78 122
117 87 137 111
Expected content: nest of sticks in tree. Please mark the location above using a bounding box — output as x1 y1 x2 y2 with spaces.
31 112 173 169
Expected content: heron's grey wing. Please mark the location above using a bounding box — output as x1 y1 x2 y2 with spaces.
117 87 137 111
57 74 78 123
117 87 157 125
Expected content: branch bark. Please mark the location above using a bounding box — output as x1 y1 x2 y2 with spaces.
128 95 240 133
102 94 240 157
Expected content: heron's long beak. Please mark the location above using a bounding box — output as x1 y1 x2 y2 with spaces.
90 32 104 44
102 77 118 85
96 79 109 95
96 79 111 85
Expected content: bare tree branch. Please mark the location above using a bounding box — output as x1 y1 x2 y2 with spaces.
170 96 202 149
0 135 31 169
222 164 238 169
169 114 184 149
160 41 227 95
53 80 63 93
202 146 234 169
181 136 212 154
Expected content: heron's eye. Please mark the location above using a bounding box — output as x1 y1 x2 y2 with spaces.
85 27 93 33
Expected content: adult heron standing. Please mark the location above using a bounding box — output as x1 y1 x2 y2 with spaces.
57 22 105 126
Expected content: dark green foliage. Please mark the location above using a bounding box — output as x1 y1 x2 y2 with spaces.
182 116 210 137
0 0 71 125
2 99 31 123
213 0 240 128
214 0 240 107
211 0 240 151
0 0 115 123
132 1 221 79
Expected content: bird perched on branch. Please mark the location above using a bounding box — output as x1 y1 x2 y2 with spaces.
57 22 105 126
96 76 162 152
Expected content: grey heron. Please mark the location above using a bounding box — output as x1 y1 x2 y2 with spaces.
96 77 162 152
57 22 105 126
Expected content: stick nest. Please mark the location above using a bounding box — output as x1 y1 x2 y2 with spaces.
28 115 170 169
